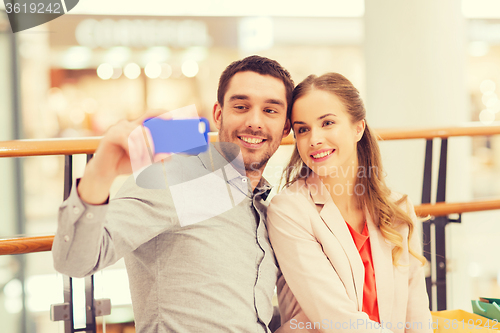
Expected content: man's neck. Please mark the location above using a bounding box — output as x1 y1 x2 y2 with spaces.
243 165 265 191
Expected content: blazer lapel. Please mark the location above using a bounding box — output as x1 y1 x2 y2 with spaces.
306 175 365 311
366 209 394 323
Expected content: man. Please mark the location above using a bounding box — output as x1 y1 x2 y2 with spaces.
52 55 293 332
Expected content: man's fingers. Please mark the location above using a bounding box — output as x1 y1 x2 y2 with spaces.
141 126 155 156
128 124 153 176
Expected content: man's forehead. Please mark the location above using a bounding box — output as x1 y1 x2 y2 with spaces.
224 71 286 103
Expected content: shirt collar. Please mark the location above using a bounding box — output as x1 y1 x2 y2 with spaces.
253 177 272 201
198 143 245 175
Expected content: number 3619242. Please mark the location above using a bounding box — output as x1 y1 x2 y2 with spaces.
5 2 62 14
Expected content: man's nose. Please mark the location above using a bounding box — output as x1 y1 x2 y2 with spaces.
245 108 263 129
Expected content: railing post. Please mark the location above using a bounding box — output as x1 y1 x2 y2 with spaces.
421 139 433 310
422 137 460 311
53 154 106 333
63 155 75 333
84 154 97 333
434 138 448 311
421 137 452 311
62 275 75 333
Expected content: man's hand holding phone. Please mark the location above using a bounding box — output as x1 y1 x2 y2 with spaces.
77 105 208 205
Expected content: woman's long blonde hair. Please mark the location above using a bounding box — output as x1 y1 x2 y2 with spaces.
283 73 425 266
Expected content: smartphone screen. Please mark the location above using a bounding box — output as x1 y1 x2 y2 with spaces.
143 117 209 155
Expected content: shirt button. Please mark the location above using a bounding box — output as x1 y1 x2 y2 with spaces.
242 178 247 183
63 235 70 242
73 207 80 215
86 212 94 219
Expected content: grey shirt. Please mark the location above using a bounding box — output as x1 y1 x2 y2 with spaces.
52 144 279 333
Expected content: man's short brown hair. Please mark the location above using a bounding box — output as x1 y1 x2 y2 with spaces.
217 55 294 113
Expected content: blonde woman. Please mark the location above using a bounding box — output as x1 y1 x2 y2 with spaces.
267 73 432 333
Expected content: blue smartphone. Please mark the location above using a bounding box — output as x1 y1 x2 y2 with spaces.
143 117 210 155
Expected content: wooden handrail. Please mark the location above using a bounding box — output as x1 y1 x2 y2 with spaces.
373 123 500 141
0 137 102 157
0 199 498 256
0 236 54 255
0 124 499 158
414 199 500 217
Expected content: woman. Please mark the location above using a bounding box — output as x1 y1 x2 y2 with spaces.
267 73 432 333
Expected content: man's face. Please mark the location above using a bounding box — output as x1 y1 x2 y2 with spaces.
213 71 291 173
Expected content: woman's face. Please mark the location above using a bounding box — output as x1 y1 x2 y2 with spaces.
291 89 365 178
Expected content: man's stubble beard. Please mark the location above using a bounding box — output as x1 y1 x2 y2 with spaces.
218 115 280 175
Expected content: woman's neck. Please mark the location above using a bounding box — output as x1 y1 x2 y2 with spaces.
320 162 365 232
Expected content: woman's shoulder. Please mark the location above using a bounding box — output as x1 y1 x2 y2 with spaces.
385 191 420 236
270 178 310 204
388 190 415 212
267 179 315 229
268 179 314 216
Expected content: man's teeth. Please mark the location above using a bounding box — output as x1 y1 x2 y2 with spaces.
240 137 264 144
312 150 333 159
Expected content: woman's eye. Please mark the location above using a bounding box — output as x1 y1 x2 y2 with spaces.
323 120 334 126
297 127 308 134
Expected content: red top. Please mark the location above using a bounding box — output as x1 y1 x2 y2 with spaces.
345 221 380 323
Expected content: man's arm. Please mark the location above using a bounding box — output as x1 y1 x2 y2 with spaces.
78 115 169 205
52 111 172 277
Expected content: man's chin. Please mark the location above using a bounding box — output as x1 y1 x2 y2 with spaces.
243 155 271 173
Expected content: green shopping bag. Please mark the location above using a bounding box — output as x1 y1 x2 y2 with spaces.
472 298 500 321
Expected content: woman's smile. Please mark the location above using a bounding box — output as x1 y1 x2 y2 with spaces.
310 148 336 162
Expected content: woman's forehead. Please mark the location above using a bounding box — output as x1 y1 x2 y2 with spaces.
291 90 347 122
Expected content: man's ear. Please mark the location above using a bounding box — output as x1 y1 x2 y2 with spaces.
213 102 222 131
355 119 366 142
282 118 292 138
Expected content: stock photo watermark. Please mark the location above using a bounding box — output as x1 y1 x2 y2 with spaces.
290 318 431 331
3 0 79 33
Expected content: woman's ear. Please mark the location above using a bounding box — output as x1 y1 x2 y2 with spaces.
355 119 366 142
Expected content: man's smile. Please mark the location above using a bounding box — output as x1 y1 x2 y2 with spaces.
238 135 267 148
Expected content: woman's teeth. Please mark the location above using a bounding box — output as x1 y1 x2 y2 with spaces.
240 137 264 144
312 150 333 159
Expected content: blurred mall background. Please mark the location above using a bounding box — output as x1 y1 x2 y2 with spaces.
0 0 499 332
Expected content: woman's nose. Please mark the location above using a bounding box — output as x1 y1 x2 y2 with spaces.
309 129 323 146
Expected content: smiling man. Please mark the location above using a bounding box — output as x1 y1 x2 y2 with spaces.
52 55 293 333
215 61 292 189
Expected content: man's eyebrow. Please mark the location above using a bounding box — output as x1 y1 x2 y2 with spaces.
228 94 249 102
265 99 285 107
318 113 336 120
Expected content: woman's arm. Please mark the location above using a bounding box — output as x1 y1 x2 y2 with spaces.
267 193 393 333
